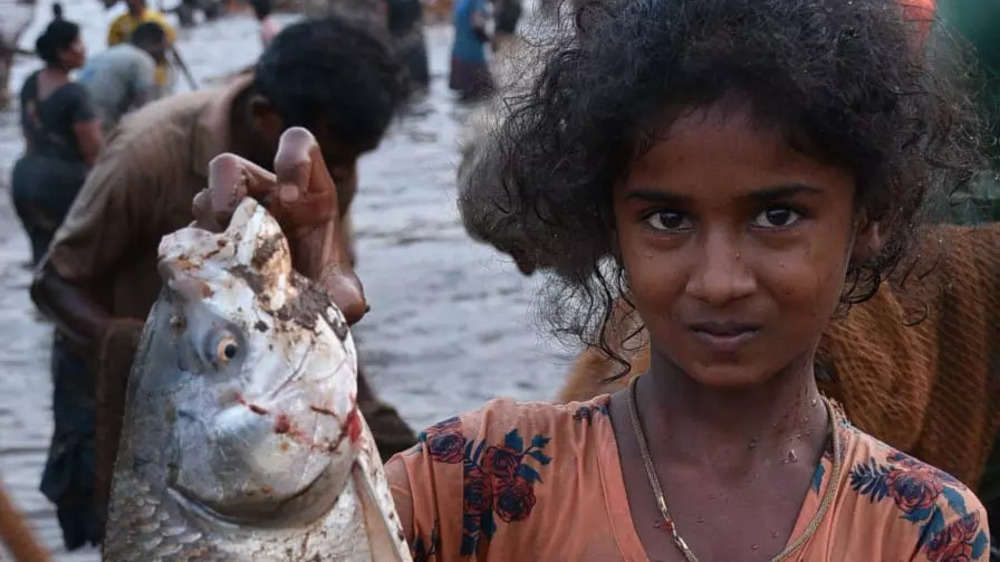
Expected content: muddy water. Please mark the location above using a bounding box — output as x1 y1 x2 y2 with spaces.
0 5 571 559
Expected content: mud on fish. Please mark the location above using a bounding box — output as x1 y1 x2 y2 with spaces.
103 198 411 561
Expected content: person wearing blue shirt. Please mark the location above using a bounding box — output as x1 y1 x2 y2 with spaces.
450 0 493 100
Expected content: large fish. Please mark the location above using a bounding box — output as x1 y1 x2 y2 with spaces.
103 197 411 561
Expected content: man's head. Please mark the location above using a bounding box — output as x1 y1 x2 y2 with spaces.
131 21 167 63
250 16 408 209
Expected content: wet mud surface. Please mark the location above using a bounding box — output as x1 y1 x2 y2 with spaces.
0 4 570 559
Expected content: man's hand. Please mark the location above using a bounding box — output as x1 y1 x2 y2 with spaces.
192 127 367 324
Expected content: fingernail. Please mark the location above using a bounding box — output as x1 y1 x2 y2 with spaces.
279 184 299 202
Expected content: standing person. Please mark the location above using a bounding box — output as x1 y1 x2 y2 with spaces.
107 0 177 95
11 4 102 265
31 15 415 536
196 0 992 560
79 22 167 133
249 0 280 47
450 0 493 101
13 6 103 551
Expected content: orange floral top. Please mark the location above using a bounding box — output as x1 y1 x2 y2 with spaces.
386 395 989 561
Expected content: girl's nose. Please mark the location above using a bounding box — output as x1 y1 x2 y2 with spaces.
684 230 756 306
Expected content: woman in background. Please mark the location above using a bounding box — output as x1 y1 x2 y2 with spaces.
12 3 101 265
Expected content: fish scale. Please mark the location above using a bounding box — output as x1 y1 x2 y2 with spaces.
104 198 411 561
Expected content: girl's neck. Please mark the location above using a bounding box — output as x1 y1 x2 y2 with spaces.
636 350 828 474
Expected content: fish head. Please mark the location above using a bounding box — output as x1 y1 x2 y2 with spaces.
138 197 360 526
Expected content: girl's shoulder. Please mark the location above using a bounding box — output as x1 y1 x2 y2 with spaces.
407 394 613 468
833 420 990 560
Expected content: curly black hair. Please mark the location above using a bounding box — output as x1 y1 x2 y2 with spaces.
460 0 986 370
254 16 408 152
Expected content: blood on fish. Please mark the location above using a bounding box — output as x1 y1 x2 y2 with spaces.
274 414 291 434
346 408 362 444
234 393 269 416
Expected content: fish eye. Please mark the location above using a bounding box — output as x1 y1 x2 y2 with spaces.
215 335 240 364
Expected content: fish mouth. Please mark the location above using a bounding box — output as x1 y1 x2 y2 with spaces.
167 460 350 528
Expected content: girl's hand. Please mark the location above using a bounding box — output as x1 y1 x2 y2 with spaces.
192 127 367 324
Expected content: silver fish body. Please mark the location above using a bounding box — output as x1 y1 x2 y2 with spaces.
104 198 411 561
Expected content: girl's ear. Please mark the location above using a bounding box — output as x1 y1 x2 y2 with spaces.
851 220 883 264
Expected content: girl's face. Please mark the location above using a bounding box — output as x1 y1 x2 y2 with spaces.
613 102 862 389
59 37 86 70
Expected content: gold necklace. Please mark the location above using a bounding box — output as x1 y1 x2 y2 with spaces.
625 377 843 562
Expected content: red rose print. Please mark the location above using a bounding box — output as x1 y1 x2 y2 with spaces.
463 465 494 515
886 466 943 513
483 446 521 480
926 513 980 562
427 431 466 463
494 476 536 523
421 417 466 464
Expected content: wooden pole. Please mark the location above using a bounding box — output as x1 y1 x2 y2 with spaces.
0 483 50 562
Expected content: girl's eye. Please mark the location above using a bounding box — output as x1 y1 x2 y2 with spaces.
215 335 240 364
752 207 802 229
645 211 692 232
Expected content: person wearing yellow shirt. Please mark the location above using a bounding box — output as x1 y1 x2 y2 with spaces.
107 0 175 92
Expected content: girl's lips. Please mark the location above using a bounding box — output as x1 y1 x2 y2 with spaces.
689 323 760 353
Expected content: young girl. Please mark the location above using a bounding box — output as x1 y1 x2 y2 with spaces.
194 0 989 559
386 0 990 559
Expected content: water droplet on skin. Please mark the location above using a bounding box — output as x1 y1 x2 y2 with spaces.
751 544 760 551
771 531 779 539
748 438 758 450
787 450 799 463
810 399 818 407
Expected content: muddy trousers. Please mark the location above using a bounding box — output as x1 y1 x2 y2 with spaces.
39 334 100 550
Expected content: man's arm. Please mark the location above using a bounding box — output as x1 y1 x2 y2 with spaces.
31 263 110 351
